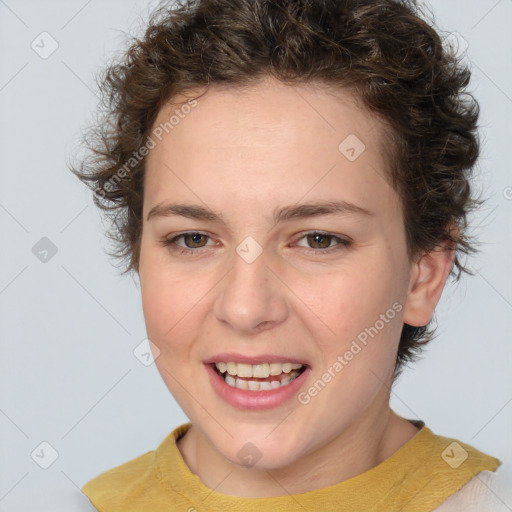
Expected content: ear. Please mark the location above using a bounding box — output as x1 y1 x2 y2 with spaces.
402 229 457 327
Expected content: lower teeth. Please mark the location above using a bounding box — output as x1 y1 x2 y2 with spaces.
222 370 301 391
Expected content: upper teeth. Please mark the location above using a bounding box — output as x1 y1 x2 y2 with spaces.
215 362 303 378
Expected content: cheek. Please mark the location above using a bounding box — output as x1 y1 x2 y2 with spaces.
141 274 197 344
139 245 188 343
301 260 406 377
308 265 400 333
139 252 218 365
140 266 202 396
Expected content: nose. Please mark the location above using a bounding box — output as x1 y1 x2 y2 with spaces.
213 248 288 335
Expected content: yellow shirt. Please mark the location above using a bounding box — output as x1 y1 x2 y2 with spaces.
82 421 500 512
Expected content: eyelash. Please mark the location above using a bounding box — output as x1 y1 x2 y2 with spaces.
160 231 351 256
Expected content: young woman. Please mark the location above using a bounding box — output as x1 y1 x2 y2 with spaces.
71 0 510 509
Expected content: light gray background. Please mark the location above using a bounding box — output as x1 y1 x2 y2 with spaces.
1 1 511 510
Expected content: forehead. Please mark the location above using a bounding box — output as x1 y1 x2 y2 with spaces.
151 78 385 153
144 77 396 221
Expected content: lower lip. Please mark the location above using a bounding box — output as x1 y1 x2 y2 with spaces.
205 364 311 410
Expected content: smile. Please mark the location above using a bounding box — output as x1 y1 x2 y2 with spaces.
204 353 311 409
215 362 306 391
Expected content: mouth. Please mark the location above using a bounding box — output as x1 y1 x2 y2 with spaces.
211 361 308 391
203 353 311 409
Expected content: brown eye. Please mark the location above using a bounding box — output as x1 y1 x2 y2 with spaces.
181 232 208 248
162 232 213 254
306 233 332 249
295 231 351 254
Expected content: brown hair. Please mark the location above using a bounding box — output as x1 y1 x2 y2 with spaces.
70 0 483 377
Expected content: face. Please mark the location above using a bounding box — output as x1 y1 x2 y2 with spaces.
138 77 417 470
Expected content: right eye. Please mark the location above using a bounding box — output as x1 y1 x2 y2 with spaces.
161 232 214 255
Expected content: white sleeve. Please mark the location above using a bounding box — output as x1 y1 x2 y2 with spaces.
434 466 512 512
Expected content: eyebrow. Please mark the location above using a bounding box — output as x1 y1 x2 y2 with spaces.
146 200 373 226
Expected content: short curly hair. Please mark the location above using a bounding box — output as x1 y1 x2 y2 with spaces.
70 0 483 377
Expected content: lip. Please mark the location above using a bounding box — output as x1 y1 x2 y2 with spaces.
205 362 311 410
203 352 310 365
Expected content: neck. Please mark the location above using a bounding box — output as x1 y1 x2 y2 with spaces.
177 393 420 497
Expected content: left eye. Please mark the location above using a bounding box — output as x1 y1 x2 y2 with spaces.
295 232 350 251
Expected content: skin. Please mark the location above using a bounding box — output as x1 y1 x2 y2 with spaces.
137 76 455 497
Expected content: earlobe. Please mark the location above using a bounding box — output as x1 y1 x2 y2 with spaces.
402 241 456 327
